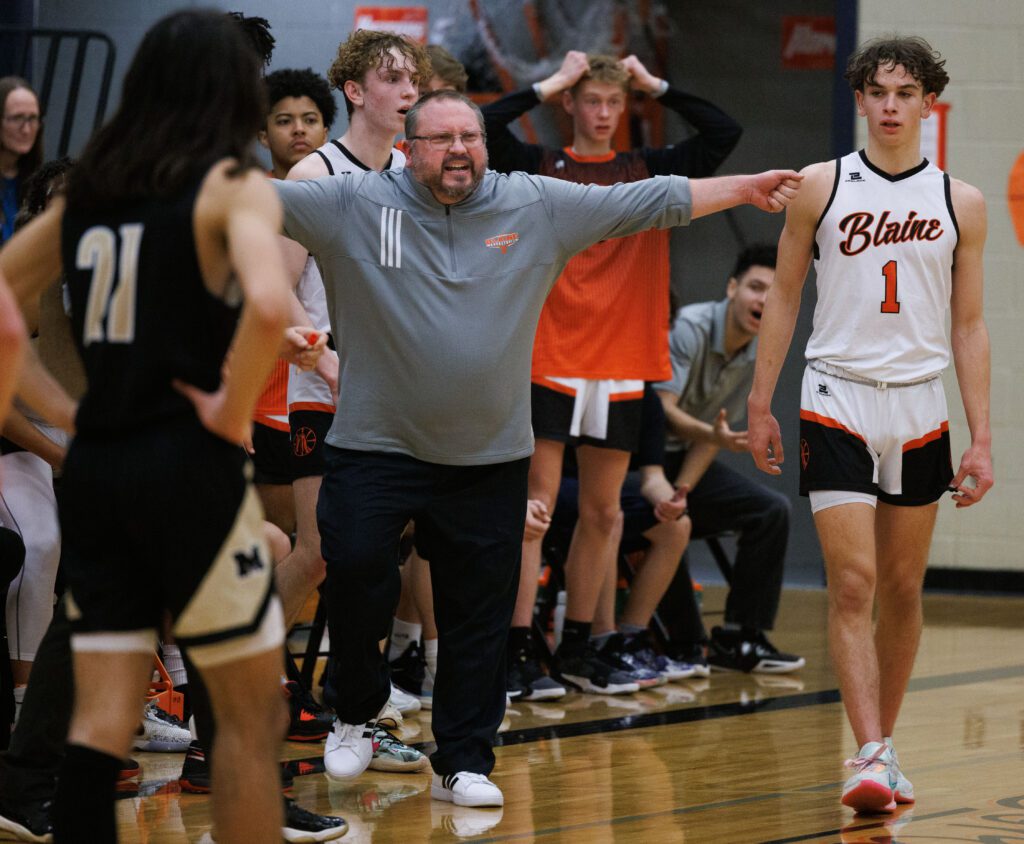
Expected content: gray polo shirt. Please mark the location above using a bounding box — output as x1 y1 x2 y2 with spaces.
653 298 758 452
276 167 693 465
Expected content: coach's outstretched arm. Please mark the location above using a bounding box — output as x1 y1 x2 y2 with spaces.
747 162 832 474
689 169 802 219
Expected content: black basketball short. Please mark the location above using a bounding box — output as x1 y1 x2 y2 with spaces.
250 421 300 485
289 409 333 479
531 378 644 452
59 416 281 666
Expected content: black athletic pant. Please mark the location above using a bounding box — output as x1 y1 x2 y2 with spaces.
0 600 72 807
317 447 527 776
661 454 790 636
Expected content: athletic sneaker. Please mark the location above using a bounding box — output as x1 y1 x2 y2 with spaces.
132 701 192 752
368 725 429 772
389 682 421 715
389 641 434 710
597 634 664 687
0 797 52 843
551 643 639 695
178 741 211 793
884 737 915 803
284 680 335 742
706 627 806 674
621 631 696 681
507 646 566 701
673 643 711 678
431 772 504 808
119 758 141 780
323 720 374 780
842 741 896 814
282 797 347 842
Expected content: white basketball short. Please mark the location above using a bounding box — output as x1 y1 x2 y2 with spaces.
798 363 953 506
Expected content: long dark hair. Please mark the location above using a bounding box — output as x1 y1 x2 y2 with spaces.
0 76 44 199
67 9 266 211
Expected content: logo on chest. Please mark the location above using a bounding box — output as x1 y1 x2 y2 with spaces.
485 232 519 254
837 209 943 256
380 207 403 268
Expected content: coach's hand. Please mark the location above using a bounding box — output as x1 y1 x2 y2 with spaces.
280 326 327 370
747 170 803 213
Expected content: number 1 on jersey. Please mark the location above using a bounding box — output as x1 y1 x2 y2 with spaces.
881 259 900 314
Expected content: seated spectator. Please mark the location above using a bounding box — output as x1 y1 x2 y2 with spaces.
654 244 804 674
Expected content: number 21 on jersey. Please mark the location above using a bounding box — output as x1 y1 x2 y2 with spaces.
881 259 900 314
76 223 143 345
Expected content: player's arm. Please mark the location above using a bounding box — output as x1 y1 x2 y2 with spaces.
178 166 289 443
2 406 66 468
673 441 718 492
0 275 27 428
747 161 832 474
277 152 328 287
482 51 589 174
0 201 76 431
947 179 993 507
621 55 742 178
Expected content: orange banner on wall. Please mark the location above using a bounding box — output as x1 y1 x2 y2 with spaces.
781 16 835 70
353 6 429 42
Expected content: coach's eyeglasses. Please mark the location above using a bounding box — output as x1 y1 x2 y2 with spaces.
407 131 485 149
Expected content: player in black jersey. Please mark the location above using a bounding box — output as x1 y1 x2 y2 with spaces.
0 11 293 843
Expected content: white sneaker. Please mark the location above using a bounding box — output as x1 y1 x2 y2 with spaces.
841 741 896 813
431 772 504 807
884 737 915 803
323 721 374 780
132 701 192 752
390 682 421 715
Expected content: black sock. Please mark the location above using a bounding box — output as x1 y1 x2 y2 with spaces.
53 743 122 843
559 619 592 654
507 626 532 653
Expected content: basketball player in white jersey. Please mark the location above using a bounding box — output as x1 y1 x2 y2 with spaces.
748 36 992 813
272 30 429 629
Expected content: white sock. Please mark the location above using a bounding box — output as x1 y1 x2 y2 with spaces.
162 644 188 688
389 618 422 662
13 685 25 725
423 637 438 679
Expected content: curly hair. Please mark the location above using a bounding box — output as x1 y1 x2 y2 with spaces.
844 36 949 97
570 54 630 97
327 29 431 116
227 11 275 68
265 68 337 130
15 156 74 229
425 44 468 93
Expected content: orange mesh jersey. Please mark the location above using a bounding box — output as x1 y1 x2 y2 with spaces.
253 359 289 430
532 148 670 381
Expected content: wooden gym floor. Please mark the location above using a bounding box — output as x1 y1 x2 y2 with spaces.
105 586 1024 843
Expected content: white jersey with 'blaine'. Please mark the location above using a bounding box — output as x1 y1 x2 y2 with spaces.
806 149 958 382
288 141 406 414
